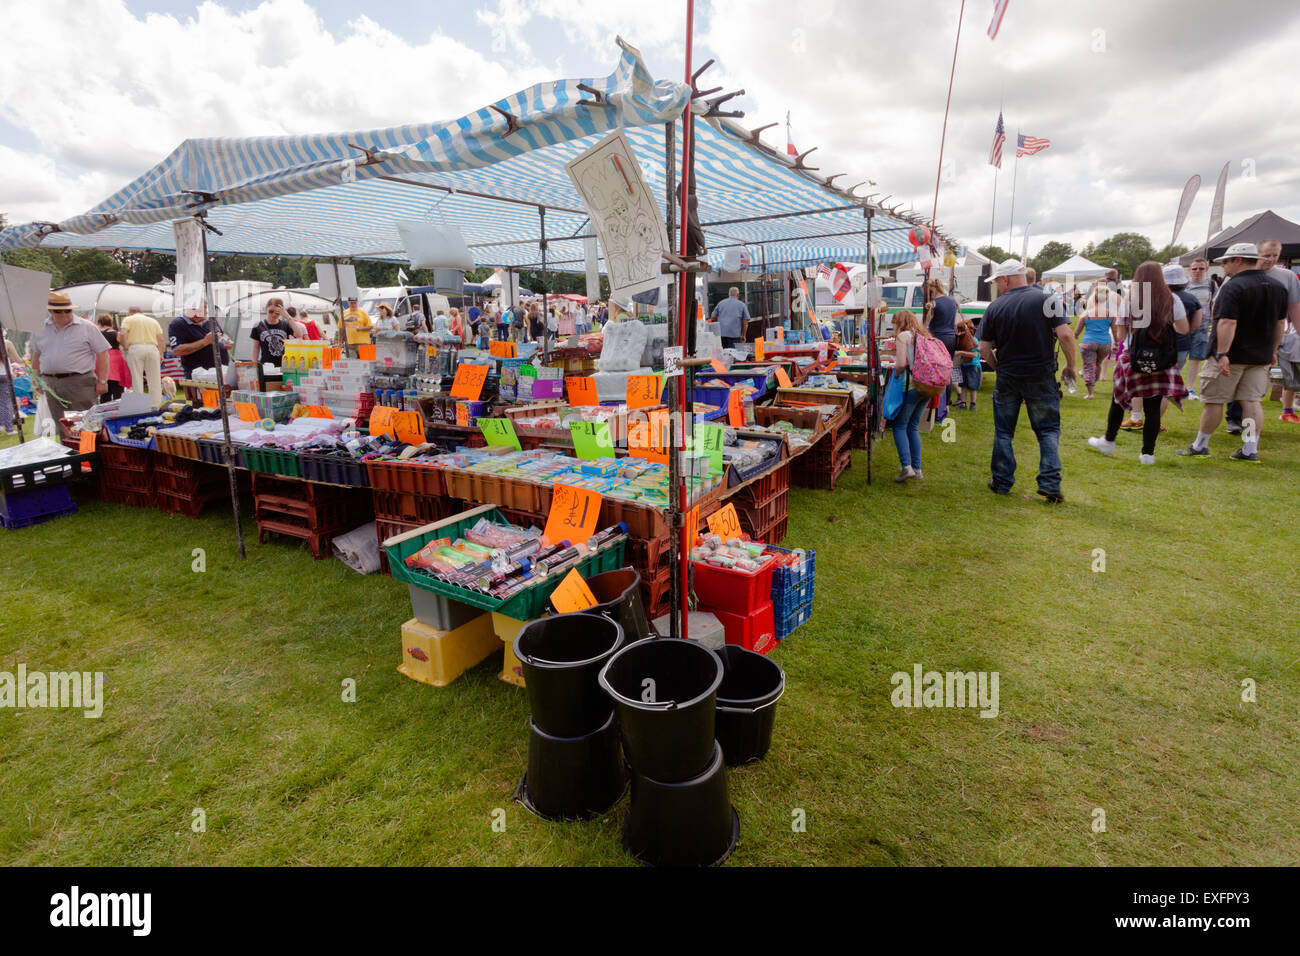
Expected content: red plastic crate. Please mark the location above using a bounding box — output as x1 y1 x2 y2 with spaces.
710 603 778 655
376 516 426 576
371 488 442 523
102 468 156 495
736 489 788 538
691 556 776 616
365 459 447 498
101 486 154 509
735 461 790 508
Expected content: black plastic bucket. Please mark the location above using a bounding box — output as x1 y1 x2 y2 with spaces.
714 645 786 766
598 637 723 782
517 711 628 822
515 612 624 738
623 742 739 867
587 567 651 646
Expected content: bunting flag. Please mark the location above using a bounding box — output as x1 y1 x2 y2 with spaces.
989 112 1005 168
1208 161 1230 235
988 0 1010 40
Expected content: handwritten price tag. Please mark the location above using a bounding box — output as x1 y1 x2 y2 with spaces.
754 338 765 361
543 483 602 548
566 376 599 407
78 429 97 472
369 405 397 437
201 389 219 409
550 567 598 613
305 404 333 418
489 340 517 358
707 503 742 541
479 417 521 450
394 410 426 445
695 424 725 476
451 363 489 399
626 374 663 410
234 401 260 422
727 388 745 427
710 358 727 374
685 505 701 549
775 367 793 389
569 421 612 460
628 409 669 465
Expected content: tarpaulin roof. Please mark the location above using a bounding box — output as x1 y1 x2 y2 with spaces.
1178 209 1300 264
0 39 956 272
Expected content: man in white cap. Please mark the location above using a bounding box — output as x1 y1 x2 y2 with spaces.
1177 243 1288 461
978 259 1077 502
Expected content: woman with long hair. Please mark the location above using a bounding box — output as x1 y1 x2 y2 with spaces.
1073 282 1119 399
1086 261 1189 463
888 309 934 482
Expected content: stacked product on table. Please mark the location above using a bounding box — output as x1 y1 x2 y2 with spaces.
294 359 376 421
690 535 780 655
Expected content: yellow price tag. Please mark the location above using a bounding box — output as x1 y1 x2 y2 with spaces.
707 503 742 541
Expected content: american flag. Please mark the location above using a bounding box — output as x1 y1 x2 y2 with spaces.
988 0 1009 40
1017 133 1050 156
989 112 1005 168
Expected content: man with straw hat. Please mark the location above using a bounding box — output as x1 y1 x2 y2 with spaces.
30 291 110 414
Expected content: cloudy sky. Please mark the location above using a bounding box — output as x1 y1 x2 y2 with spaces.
2 0 1298 261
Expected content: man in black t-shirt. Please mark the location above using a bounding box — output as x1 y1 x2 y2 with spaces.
978 259 1078 502
1177 243 1287 461
167 309 231 378
251 298 295 370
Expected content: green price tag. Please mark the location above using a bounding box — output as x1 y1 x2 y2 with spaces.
478 417 522 450
520 364 538 378
569 421 612 460
695 424 725 476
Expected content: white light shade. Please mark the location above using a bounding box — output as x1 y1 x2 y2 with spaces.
396 221 475 271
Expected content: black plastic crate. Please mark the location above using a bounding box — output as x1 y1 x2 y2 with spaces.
196 438 246 468
299 452 369 487
1 452 99 494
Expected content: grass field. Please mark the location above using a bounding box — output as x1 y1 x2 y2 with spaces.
2 380 1298 866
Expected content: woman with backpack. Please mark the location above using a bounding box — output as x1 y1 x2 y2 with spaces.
887 310 941 482
1086 261 1189 464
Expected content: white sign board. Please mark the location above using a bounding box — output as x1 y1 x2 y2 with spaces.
0 263 53 334
566 129 667 305
315 263 360 303
663 346 684 378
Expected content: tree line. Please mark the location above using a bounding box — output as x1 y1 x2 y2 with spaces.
977 232 1190 281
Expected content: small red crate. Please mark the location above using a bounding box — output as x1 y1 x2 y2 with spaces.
710 603 778 655
691 557 776 616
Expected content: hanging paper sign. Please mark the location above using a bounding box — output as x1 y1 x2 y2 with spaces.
550 567 598 613
727 388 745 427
707 503 742 541
663 346 684 378
489 340 518 358
695 424 725 476
685 505 701 549
479 417 521 450
394 411 426 445
569 421 612 460
234 401 260 422
626 374 663 410
369 405 397 437
201 389 219 409
543 483 602 548
754 338 765 361
775 368 794 389
710 358 727 374
566 375 599 407
451 363 489 399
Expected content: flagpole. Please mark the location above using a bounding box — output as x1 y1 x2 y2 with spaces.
1007 128 1020 251
988 166 999 252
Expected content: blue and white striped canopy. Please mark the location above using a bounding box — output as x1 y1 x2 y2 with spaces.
0 40 952 272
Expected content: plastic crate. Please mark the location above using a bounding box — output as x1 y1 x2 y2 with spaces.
727 440 785 486
376 516 426 576
155 469 225 497
694 369 773 394
384 503 626 621
0 451 98 494
231 389 300 422
756 514 788 545
156 431 202 460
711 603 778 655
735 461 790 508
196 438 246 468
158 489 225 518
692 554 777 616
101 486 154 509
769 544 814 598
371 488 443 523
775 599 812 641
102 413 161 450
102 466 155 494
241 446 301 478
365 459 447 498
299 452 369 487
736 489 788 538
0 483 76 527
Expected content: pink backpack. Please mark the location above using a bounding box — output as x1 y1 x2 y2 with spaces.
910 334 953 397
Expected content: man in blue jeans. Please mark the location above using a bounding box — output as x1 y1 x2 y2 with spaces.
978 260 1078 503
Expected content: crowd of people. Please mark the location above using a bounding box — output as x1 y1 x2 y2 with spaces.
883 238 1300 499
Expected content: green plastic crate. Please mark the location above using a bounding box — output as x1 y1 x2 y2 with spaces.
385 504 627 621
242 446 301 477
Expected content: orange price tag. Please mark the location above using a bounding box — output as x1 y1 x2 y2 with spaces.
685 505 701 549
707 503 742 541
451 363 489 400
710 358 727 374
626 374 663 410
201 389 219 409
78 429 97 472
489 340 518 358
455 402 470 426
543 483 602 548
369 405 397 437
775 368 793 389
628 408 669 465
566 375 598 407
305 404 333 418
776 327 785 341
754 338 765 361
727 388 744 427
550 567 598 613
234 401 260 422
394 410 426 445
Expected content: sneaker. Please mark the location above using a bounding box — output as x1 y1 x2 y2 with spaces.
1176 444 1209 456
1226 423 1243 435
1187 389 1201 401
894 466 916 482
1037 488 1065 504
913 469 924 480
1280 411 1300 424
1230 449 1260 462
1119 417 1143 430
1087 436 1116 455
1139 453 1156 465
987 479 1010 495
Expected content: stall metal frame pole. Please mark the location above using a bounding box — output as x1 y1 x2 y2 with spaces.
330 256 347 356
0 280 25 442
673 0 697 643
664 120 681 638
539 206 549 363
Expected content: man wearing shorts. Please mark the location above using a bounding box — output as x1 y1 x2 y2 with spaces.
1254 239 1300 422
1184 258 1214 397
1177 243 1288 461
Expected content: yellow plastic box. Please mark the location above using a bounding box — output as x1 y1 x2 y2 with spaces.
492 611 529 688
398 613 499 688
